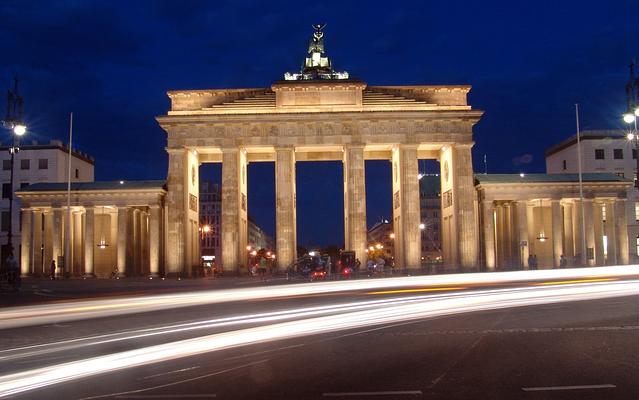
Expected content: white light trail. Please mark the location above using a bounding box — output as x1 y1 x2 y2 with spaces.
0 279 638 397
1 265 638 330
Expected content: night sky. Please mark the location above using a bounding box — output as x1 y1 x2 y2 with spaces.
1 1 637 247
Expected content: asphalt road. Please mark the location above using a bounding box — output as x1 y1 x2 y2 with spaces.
1 269 639 399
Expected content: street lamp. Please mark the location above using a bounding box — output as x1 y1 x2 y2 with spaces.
624 62 639 189
2 77 26 261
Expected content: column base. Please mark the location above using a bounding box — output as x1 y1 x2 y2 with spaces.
82 273 96 279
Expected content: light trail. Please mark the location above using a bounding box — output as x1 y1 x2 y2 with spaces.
1 265 638 330
367 287 466 295
0 279 638 397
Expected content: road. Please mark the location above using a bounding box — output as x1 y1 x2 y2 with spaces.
1 266 639 399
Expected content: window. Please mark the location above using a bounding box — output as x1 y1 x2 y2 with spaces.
634 149 637 160
38 158 48 170
75 168 79 179
635 203 639 221
614 149 624 159
562 160 567 170
2 160 10 170
616 172 625 178
20 159 30 170
2 183 11 199
1 211 9 232
595 149 605 160
19 182 29 189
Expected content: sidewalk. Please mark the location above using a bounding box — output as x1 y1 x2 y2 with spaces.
0 275 289 307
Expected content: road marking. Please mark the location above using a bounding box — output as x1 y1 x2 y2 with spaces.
323 391 422 397
116 395 216 399
367 287 465 295
534 278 615 286
522 384 616 391
140 366 200 380
78 359 268 400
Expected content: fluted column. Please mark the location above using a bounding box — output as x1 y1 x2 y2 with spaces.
392 146 421 270
526 202 535 265
72 210 83 276
20 209 32 276
604 201 617 265
52 208 63 273
495 204 504 268
551 200 563 268
221 148 248 274
615 198 629 264
117 207 129 276
132 208 141 276
149 206 160 277
482 200 496 270
276 147 297 271
516 201 529 269
573 200 586 266
84 207 94 276
584 199 595 266
453 145 478 269
562 202 574 258
593 202 604 266
343 145 367 264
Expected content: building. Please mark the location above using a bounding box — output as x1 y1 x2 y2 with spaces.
545 130 638 260
367 219 393 260
157 25 482 275
16 181 166 278
477 174 631 270
1 139 94 260
199 180 274 268
419 175 442 259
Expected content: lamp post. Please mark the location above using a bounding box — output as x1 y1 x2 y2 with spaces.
623 61 639 189
2 77 26 262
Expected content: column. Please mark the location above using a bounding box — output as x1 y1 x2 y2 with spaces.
117 207 128 276
593 202 604 266
392 146 421 269
551 200 563 268
495 204 504 268
584 199 596 266
84 207 94 277
275 147 297 272
573 200 586 265
52 208 63 273
481 200 496 271
615 198 630 264
453 145 478 269
149 206 160 277
516 201 529 269
140 211 148 276
73 210 83 276
132 208 141 276
221 148 248 274
605 201 617 265
562 202 574 258
343 145 367 264
32 210 43 276
20 209 32 276
526 202 536 264
503 203 512 267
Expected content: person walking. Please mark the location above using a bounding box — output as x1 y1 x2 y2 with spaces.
560 254 567 268
527 254 534 270
50 260 56 280
532 255 538 270
258 256 268 281
5 250 20 289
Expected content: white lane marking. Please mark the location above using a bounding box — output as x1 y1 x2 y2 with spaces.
77 359 268 400
140 366 199 380
522 384 616 391
323 390 422 396
115 395 216 398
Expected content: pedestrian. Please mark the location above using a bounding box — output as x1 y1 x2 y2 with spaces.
560 254 567 268
258 256 268 281
5 250 19 288
50 260 56 280
532 255 538 270
527 254 534 270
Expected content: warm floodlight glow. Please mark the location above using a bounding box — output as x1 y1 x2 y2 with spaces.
202 225 211 233
389 233 395 239
623 113 636 124
628 133 635 141
419 223 426 230
519 173 525 177
12 124 26 136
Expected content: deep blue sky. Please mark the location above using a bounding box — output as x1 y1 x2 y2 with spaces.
1 1 637 247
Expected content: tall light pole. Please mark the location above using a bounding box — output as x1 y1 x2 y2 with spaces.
2 77 26 263
623 61 639 190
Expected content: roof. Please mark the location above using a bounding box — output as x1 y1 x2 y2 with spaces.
0 141 95 164
16 180 167 193
475 173 630 185
545 129 626 157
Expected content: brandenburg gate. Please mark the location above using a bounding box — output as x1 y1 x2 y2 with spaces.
156 26 484 275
